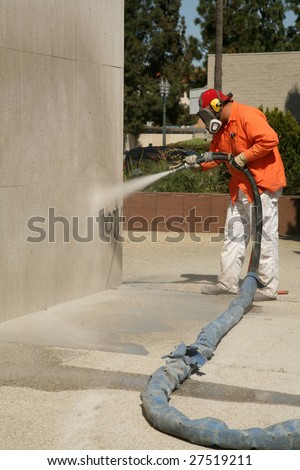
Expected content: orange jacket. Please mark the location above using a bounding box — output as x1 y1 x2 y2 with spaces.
201 102 286 202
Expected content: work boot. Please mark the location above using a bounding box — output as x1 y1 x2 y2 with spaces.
201 284 237 295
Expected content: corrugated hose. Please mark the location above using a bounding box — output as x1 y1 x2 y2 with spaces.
140 151 300 450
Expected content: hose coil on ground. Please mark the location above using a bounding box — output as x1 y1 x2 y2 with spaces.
141 152 300 450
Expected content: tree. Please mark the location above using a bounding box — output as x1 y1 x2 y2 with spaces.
214 0 223 89
285 0 300 50
196 0 288 60
263 107 300 195
124 0 202 136
124 0 153 135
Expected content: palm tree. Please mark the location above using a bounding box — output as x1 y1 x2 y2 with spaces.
214 0 223 89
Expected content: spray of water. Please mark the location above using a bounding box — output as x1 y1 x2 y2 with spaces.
123 171 170 197
93 170 170 209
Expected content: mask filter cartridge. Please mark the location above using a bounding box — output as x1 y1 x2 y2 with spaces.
209 119 222 134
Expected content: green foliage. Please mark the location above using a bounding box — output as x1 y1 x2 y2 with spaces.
124 0 203 135
124 1 299 136
124 139 230 194
144 161 228 193
262 107 300 195
124 0 152 135
176 105 199 128
196 0 286 57
195 0 299 67
169 139 211 153
285 1 300 50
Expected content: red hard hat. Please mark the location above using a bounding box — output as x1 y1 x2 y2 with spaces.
199 89 231 109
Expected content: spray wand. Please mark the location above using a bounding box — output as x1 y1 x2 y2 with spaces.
168 150 235 173
168 161 190 173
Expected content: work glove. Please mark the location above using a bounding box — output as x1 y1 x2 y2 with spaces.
230 152 247 169
183 154 200 168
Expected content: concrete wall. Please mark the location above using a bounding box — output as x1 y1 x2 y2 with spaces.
138 132 200 147
0 0 124 322
207 52 300 122
125 128 209 149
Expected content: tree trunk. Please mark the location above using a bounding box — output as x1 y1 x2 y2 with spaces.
214 0 223 90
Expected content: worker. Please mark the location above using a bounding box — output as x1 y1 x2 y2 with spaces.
184 89 286 301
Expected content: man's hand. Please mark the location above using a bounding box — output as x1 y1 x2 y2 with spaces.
230 152 247 169
183 154 200 167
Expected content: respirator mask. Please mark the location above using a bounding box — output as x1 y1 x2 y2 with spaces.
198 92 233 134
198 108 222 134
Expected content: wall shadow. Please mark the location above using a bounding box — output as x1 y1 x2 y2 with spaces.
285 85 300 123
287 198 300 237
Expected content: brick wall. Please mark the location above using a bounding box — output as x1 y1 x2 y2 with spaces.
123 193 300 237
207 52 300 122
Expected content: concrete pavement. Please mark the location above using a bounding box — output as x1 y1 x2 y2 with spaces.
0 232 299 450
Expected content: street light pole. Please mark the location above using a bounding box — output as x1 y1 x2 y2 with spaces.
159 77 170 147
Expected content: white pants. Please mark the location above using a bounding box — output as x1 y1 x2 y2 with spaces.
218 189 282 297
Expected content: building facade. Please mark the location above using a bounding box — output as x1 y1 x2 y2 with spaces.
0 0 124 322
190 51 300 123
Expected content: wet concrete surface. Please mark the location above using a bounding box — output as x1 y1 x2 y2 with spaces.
2 349 300 408
0 232 299 449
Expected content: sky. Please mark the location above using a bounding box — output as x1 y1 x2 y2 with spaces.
179 0 200 39
180 0 297 39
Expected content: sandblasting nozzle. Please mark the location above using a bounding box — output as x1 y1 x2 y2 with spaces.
168 162 190 174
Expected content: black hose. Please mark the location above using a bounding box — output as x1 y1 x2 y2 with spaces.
141 152 300 449
243 167 262 273
195 152 263 275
